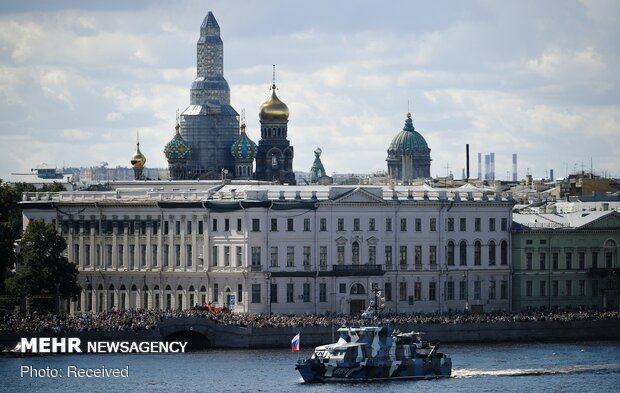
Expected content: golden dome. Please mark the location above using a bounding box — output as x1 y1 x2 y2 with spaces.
259 84 289 121
131 142 146 168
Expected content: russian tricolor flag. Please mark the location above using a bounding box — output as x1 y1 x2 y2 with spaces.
291 333 300 352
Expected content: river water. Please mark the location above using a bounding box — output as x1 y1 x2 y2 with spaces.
1 341 619 392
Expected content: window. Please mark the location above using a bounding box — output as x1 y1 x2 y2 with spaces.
96 244 101 266
198 221 203 234
175 221 181 235
474 218 481 232
430 218 437 232
447 241 455 266
552 280 559 296
337 245 345 265
118 244 124 267
489 218 496 231
339 283 346 294
385 218 392 232
526 280 532 297
552 253 559 270
400 218 407 232
501 218 508 231
237 284 243 303
459 241 467 266
84 244 90 266
251 284 261 303
429 246 437 266
287 246 295 267
287 218 294 231
579 252 585 270
566 252 572 270
141 244 147 267
429 282 436 301
473 280 481 300
540 253 546 270
446 281 454 300
320 246 327 268
174 245 181 267
213 283 219 303
488 241 496 265
399 246 407 267
270 218 278 232
459 281 466 300
251 247 261 267
368 218 376 231
224 219 230 231
501 280 508 299
223 246 230 266
368 245 376 264
303 246 311 266
303 218 310 232
270 283 278 303
579 280 585 296
251 219 260 232
303 283 310 302
415 246 422 266
447 218 454 232
352 242 360 265
489 281 496 299
474 241 481 265
501 241 508 265
415 218 421 232
152 245 158 267
163 245 169 267
236 246 242 267
212 219 217 232
460 218 466 231
129 245 135 269
385 282 392 301
526 253 533 270
353 218 360 231
337 218 345 231
592 280 598 297
186 245 192 267
286 283 294 302
399 282 407 301
385 246 392 267
320 218 327 231
319 283 327 302
237 218 242 231
592 251 598 269
270 247 278 267
164 221 170 235
539 280 547 297
74 244 80 265
187 221 192 235
414 282 422 301
211 246 220 266
565 280 572 296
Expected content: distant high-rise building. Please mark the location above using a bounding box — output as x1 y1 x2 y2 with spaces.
550 169 554 181
490 152 495 181
512 153 517 181
484 154 490 181
478 153 482 180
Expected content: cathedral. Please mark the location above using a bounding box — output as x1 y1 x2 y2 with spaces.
386 112 431 183
162 12 295 183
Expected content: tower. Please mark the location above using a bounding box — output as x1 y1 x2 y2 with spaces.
386 113 431 183
308 148 327 184
164 116 191 180
180 11 239 179
512 153 517 182
231 119 257 180
255 70 296 184
130 131 146 180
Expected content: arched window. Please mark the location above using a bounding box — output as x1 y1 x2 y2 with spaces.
488 241 496 265
459 241 467 266
447 241 455 266
352 242 360 265
271 155 278 169
350 283 366 295
474 241 481 265
500 240 508 265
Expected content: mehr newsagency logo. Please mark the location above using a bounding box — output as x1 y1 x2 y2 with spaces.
17 337 187 353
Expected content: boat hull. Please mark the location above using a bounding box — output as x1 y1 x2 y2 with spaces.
296 357 452 383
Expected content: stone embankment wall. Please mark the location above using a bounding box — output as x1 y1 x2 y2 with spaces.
2 319 619 350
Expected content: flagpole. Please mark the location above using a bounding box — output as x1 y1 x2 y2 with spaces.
297 332 300 362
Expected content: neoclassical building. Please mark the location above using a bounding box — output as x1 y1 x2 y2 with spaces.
386 113 431 183
21 184 513 315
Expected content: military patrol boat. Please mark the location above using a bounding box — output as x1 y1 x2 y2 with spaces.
295 325 451 382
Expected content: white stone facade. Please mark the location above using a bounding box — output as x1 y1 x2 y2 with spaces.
21 184 513 315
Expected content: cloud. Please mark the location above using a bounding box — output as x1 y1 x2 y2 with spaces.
63 128 92 140
39 69 73 109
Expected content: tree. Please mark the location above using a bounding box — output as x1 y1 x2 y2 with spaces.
40 182 66 192
5 220 81 312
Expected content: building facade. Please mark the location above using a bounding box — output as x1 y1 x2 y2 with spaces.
21 184 512 315
512 210 620 311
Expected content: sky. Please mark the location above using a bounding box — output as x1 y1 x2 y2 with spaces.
0 0 618 181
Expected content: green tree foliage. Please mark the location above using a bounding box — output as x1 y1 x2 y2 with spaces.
39 182 66 192
5 220 81 311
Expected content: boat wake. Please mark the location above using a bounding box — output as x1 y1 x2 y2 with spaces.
452 363 620 379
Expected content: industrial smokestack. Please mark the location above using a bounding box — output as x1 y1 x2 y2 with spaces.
512 153 517 181
550 169 554 181
466 144 470 182
484 154 490 181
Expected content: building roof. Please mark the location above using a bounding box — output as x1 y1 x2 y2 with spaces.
513 210 620 230
388 113 429 153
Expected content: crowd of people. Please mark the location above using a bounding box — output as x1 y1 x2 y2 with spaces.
1 307 619 334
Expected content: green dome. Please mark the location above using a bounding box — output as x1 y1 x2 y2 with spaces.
164 124 191 161
231 124 257 161
388 113 429 152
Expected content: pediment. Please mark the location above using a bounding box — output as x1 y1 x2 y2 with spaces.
580 211 620 230
335 236 348 244
331 187 385 204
